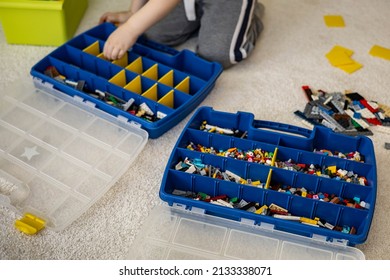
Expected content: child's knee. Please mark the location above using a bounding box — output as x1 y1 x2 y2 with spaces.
197 47 234 69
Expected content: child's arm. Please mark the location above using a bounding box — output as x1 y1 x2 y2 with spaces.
103 0 181 60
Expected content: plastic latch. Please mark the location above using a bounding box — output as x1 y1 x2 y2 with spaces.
84 100 96 108
117 115 129 124
312 234 328 243
172 202 187 210
129 121 142 128
333 238 349 247
15 213 46 235
190 207 205 215
73 95 84 103
33 77 54 89
258 222 275 231
241 218 255 226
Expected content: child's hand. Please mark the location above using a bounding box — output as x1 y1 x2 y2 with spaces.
99 11 132 25
103 23 138 60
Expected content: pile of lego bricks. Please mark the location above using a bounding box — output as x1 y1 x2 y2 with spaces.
294 85 390 136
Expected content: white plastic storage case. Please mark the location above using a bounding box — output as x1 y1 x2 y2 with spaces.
0 79 148 232
0 23 222 233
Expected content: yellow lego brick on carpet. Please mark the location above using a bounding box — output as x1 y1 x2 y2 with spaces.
326 45 363 74
369 45 390 61
324 15 346 27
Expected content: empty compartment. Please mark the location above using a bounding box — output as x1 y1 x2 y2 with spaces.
109 69 139 88
288 196 315 218
142 63 171 81
158 89 191 110
159 70 202 95
82 40 107 60
68 34 102 53
126 56 157 75
125 76 155 95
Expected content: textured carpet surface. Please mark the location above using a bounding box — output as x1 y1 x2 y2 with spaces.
1 0 389 260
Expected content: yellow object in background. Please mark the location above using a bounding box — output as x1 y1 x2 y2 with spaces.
324 15 346 27
0 0 88 46
369 45 390 61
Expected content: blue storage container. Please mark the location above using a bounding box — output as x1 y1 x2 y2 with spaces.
31 23 223 138
159 107 377 246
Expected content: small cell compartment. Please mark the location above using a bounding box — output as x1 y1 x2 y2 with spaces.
142 63 171 81
82 40 107 60
126 56 158 75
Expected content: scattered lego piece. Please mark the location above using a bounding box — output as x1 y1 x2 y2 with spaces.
326 45 363 74
324 15 345 27
295 86 390 135
369 45 390 61
385 143 390 150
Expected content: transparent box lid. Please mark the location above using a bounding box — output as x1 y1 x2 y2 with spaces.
0 78 148 232
127 204 365 260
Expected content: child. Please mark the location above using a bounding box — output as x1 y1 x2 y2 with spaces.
99 0 263 68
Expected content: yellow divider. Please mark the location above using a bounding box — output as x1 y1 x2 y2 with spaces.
142 64 158 80
141 84 158 101
158 90 174 108
159 70 174 87
265 169 273 189
271 147 278 167
113 52 128 67
126 57 143 74
83 40 100 56
124 75 142 94
109 70 127 87
175 76 190 94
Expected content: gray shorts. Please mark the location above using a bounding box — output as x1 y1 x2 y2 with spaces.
144 0 264 68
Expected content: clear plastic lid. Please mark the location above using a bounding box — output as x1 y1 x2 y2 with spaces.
127 204 365 260
0 78 148 231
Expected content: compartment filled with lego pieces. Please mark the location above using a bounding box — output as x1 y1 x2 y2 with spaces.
43 65 169 123
171 187 359 235
184 138 371 186
172 156 371 210
199 120 248 138
295 85 390 135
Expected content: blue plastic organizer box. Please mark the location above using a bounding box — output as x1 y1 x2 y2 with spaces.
159 107 377 246
31 23 223 138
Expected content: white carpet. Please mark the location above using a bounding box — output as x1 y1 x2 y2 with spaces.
1 0 390 260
